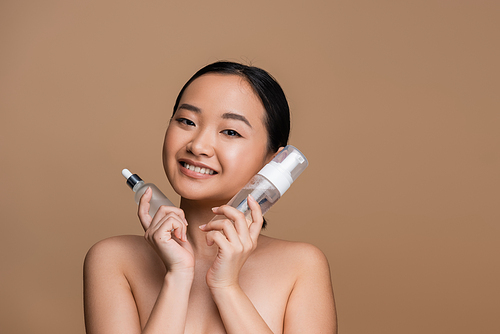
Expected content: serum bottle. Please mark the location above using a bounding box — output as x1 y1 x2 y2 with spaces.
122 169 174 217
225 145 308 221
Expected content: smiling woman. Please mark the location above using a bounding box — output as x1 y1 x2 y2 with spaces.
83 61 337 334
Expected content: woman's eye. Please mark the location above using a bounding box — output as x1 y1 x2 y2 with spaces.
176 118 195 126
222 129 242 137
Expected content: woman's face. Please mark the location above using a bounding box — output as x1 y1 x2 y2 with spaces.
163 73 274 203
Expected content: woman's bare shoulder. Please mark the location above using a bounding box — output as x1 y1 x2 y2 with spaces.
85 234 146 257
84 235 158 273
258 236 336 332
256 235 330 271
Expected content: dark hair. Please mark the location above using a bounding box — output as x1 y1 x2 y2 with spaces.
172 61 290 153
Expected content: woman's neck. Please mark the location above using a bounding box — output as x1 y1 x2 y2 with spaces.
180 197 227 258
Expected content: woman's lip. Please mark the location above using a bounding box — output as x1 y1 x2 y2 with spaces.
178 159 218 179
179 161 217 179
179 159 217 173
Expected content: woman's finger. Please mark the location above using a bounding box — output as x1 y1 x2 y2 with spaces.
169 214 188 242
200 218 240 243
205 229 231 248
210 205 250 240
153 205 188 226
149 212 188 242
148 206 187 234
138 187 153 230
247 194 264 241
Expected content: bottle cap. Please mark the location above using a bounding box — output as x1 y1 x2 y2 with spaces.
257 145 308 196
122 168 143 189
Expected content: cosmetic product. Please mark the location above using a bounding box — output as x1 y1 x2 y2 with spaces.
122 169 174 217
226 145 308 221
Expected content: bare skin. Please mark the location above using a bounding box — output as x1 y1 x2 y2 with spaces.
84 74 337 333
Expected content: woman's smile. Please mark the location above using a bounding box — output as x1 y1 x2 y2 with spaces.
179 159 217 178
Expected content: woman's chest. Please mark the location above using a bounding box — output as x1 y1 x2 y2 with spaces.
130 258 293 333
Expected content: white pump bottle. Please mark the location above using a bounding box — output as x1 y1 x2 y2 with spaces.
224 145 308 221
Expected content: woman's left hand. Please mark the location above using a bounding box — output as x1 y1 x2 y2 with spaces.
200 195 263 290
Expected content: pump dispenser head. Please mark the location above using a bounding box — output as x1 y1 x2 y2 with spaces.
257 145 308 196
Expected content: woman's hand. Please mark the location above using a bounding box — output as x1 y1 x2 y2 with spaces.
138 187 194 273
200 195 264 290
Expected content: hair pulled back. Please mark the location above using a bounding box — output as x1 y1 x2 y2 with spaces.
172 61 290 153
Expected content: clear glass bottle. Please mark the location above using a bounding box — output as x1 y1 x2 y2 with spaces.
225 145 308 221
122 169 174 217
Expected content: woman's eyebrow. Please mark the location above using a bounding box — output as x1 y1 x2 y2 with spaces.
178 103 201 113
178 104 252 128
222 112 252 128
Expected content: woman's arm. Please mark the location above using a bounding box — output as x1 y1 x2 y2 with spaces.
142 271 194 333
210 285 274 333
282 243 337 333
84 237 144 334
201 196 336 333
200 196 274 333
83 237 194 334
84 187 195 333
209 243 337 334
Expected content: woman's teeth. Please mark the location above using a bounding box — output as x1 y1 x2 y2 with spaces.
183 163 215 175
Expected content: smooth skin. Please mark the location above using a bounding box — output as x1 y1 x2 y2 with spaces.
84 74 337 333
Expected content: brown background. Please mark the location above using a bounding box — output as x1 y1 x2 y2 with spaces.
1 0 499 333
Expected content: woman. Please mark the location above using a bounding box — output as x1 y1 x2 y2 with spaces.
84 61 337 333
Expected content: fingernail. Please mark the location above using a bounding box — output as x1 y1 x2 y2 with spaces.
211 207 219 212
199 224 207 230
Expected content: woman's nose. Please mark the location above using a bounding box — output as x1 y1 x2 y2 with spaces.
186 129 215 157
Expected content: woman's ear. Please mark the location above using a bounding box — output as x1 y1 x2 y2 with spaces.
265 146 285 164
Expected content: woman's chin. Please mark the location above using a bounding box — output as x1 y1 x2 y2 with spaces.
178 193 231 206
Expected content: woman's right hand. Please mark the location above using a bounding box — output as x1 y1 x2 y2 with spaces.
138 187 194 273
